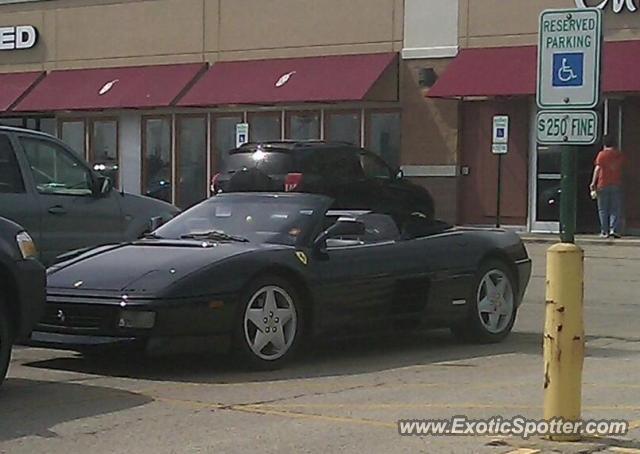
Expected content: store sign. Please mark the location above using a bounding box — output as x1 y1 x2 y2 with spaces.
537 8 602 109
0 25 38 51
575 0 637 13
536 110 599 145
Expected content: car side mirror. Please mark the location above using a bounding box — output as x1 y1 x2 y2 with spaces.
94 175 113 197
313 217 366 251
395 168 404 180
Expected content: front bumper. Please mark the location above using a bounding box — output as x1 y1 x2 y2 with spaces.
29 291 235 353
14 258 46 340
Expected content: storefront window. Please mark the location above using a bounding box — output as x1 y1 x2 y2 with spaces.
367 111 401 167
60 120 86 158
91 119 119 186
142 117 172 203
248 112 281 142
177 116 207 209
0 118 24 127
325 111 361 146
39 118 57 136
213 115 243 171
287 111 320 140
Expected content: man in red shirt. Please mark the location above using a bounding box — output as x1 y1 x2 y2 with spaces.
590 135 624 238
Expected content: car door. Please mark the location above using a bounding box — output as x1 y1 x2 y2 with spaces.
399 218 476 319
310 213 426 333
0 132 41 245
16 134 124 264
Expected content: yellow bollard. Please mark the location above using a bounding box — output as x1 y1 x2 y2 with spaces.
543 243 585 442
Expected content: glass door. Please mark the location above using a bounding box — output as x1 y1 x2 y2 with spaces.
531 144 562 232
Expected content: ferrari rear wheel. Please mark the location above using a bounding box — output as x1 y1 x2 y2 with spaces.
451 260 517 343
235 276 304 369
0 296 13 387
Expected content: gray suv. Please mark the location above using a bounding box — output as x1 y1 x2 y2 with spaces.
0 126 179 265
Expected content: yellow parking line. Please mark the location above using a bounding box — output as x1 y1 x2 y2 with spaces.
236 405 397 429
609 448 640 454
505 449 540 454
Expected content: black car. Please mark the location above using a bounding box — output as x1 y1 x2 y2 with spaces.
32 193 531 369
0 216 46 385
212 141 435 220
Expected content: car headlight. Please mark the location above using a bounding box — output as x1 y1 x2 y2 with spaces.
16 231 38 259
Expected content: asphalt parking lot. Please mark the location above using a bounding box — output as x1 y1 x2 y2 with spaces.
3 242 640 454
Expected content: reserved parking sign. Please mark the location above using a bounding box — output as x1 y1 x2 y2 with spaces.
537 8 602 109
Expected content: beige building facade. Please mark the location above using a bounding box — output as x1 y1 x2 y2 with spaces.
0 0 461 220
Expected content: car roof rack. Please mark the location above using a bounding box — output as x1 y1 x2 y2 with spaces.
236 140 359 152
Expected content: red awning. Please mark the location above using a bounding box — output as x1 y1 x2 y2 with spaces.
178 52 398 107
427 40 640 99
13 63 206 112
427 46 537 99
0 71 44 112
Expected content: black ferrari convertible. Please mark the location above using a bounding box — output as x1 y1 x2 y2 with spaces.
31 193 531 368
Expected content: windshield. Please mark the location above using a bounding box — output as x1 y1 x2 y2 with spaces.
153 194 326 246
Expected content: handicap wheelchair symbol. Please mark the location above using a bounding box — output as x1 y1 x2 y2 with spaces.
552 53 584 88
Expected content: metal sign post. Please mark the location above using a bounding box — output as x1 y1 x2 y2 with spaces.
538 8 602 440
492 115 509 228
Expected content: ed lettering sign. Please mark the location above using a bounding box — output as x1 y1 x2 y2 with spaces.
0 25 38 51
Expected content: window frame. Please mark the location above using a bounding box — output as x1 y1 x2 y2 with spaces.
285 110 321 141
247 111 283 143
364 108 402 168
323 109 362 147
211 113 244 175
89 117 119 186
141 115 173 203
58 117 88 160
175 113 208 209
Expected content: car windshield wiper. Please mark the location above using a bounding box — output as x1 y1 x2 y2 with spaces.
142 232 163 239
179 230 250 243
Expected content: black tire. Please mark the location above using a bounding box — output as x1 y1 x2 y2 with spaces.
0 296 13 387
233 275 306 370
451 260 518 344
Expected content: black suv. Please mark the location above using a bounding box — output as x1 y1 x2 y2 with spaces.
0 216 45 386
212 142 435 220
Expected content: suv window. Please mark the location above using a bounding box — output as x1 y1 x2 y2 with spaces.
20 137 93 196
225 149 294 175
359 152 393 179
298 148 364 180
0 134 25 193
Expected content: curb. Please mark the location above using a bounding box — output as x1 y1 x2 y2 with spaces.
520 235 640 247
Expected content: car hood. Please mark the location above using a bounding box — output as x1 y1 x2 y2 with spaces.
48 240 262 294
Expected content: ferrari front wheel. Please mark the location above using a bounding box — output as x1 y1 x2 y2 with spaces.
234 276 303 369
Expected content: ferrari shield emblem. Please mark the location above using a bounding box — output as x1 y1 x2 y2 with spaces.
295 251 308 265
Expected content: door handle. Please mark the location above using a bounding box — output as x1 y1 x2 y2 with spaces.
48 206 67 215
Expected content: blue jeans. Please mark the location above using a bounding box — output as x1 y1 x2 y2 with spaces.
597 186 623 235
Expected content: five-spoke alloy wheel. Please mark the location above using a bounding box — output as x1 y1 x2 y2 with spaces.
451 260 518 343
235 276 304 369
